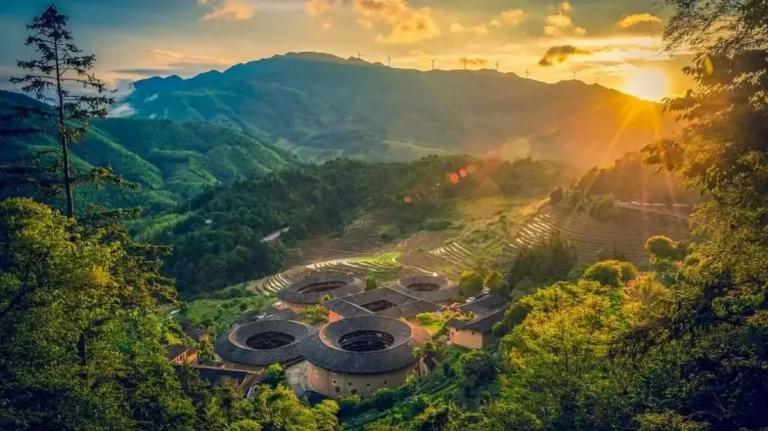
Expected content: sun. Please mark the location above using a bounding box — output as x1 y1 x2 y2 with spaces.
623 68 670 101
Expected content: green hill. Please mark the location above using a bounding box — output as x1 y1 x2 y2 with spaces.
137 154 571 295
125 52 679 166
0 91 299 212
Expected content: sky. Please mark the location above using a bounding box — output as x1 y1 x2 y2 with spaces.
0 0 695 100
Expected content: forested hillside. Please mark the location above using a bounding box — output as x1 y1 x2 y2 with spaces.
124 53 677 166
0 91 298 212
138 155 571 295
569 151 700 204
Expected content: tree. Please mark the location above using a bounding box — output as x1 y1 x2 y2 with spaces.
458 350 497 393
644 236 679 262
458 270 484 298
484 271 507 296
4 5 121 218
0 199 187 430
583 260 637 287
366 274 378 291
508 231 578 289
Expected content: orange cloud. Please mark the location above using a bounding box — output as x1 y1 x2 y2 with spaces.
538 45 590 66
200 0 255 21
306 0 331 17
617 13 662 28
451 22 489 35
498 9 527 26
353 0 440 44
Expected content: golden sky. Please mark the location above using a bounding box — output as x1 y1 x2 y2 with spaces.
0 0 695 100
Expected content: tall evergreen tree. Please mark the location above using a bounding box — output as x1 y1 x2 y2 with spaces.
4 4 118 219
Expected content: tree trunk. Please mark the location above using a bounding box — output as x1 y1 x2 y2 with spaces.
53 36 74 219
77 331 87 367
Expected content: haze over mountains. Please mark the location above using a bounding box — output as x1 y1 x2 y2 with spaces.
124 52 677 166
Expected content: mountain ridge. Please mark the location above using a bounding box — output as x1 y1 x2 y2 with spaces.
125 52 677 165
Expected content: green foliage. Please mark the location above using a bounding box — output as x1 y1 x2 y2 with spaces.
549 186 564 204
0 96 298 214
484 271 507 296
458 351 497 394
583 260 638 287
596 244 628 262
301 305 329 325
458 270 484 298
507 231 578 293
416 312 438 326
569 151 699 205
263 364 286 388
366 275 379 291
644 235 686 262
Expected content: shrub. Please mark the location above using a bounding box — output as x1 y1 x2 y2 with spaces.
459 270 484 298
485 271 507 295
644 235 679 261
366 275 378 291
583 260 638 287
416 312 437 326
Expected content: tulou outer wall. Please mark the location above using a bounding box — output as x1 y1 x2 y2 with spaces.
307 362 418 398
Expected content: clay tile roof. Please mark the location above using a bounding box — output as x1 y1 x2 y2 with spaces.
277 274 365 305
388 275 459 303
324 299 373 318
460 293 509 317
215 319 313 367
446 307 507 334
300 316 429 374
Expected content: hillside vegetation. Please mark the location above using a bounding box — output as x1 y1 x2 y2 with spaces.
0 91 298 212
125 52 677 166
137 155 572 295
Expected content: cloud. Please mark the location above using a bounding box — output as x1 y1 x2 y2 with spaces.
451 22 488 35
617 13 661 28
489 19 501 27
538 45 591 66
144 94 159 102
108 103 136 118
200 0 256 21
305 0 330 16
543 14 572 36
461 57 489 68
352 0 440 44
559 1 572 13
574 26 587 36
112 49 233 77
497 9 527 26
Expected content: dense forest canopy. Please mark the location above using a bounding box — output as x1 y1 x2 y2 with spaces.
0 91 298 213
147 155 571 294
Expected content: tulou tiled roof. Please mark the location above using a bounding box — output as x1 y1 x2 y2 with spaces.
300 316 429 374
388 275 459 303
215 319 313 367
277 274 365 305
323 287 439 319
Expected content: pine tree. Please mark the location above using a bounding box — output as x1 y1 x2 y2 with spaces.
4 4 118 218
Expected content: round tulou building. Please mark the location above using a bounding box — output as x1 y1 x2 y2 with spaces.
215 319 312 371
301 316 430 398
388 275 459 305
277 274 365 312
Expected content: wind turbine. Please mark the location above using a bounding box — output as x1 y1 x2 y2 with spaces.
461 57 468 70
525 69 530 79
387 52 391 67
357 51 364 60
430 58 436 70
495 61 500 72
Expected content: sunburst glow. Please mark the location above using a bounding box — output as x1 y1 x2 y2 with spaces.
623 68 670 101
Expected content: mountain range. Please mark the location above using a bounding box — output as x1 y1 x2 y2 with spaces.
0 90 298 212
124 52 678 166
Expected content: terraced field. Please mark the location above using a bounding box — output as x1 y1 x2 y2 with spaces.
399 241 476 279
252 252 409 294
503 206 690 264
281 211 392 268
